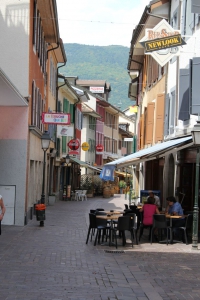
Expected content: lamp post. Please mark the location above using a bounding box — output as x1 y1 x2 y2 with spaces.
40 131 51 226
191 120 200 249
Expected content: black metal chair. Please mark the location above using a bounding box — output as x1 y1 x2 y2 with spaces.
86 213 97 244
126 213 138 246
151 214 171 245
177 214 193 244
110 216 130 249
94 216 110 246
124 204 129 210
96 208 105 211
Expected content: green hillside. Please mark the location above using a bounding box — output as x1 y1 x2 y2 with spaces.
59 43 134 110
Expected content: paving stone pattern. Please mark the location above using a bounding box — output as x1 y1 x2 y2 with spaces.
0 194 200 300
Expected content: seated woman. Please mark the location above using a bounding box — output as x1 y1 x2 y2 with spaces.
140 197 160 226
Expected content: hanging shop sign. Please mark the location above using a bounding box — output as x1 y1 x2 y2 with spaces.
82 142 90 151
89 86 104 93
96 144 104 155
139 19 186 67
68 139 80 150
42 113 70 125
57 125 74 137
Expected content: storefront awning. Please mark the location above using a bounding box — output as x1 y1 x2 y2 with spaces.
70 157 101 172
115 171 132 177
105 136 193 169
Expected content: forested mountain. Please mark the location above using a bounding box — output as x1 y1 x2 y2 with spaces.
59 43 133 110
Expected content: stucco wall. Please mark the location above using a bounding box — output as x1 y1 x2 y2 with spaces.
0 0 29 97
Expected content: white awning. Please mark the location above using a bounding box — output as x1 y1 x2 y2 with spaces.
105 136 193 168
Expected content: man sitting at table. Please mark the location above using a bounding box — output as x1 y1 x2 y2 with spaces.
166 196 185 238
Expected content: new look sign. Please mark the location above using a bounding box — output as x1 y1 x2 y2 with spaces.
139 20 186 67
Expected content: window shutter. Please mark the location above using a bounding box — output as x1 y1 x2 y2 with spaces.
191 0 200 14
145 102 155 145
70 104 74 123
137 118 141 151
57 138 60 157
178 69 190 120
155 94 165 142
63 98 69 113
141 114 145 149
58 101 61 112
191 57 200 114
62 136 66 153
164 93 170 136
170 91 176 134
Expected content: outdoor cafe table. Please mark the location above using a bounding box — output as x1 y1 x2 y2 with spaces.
96 214 123 246
165 214 185 244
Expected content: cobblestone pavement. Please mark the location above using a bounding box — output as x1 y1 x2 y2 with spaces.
1 194 200 300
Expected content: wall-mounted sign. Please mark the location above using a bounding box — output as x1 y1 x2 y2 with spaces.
96 144 104 155
139 19 186 67
68 139 80 150
140 34 185 53
89 86 104 93
82 142 90 151
57 125 74 137
42 113 70 125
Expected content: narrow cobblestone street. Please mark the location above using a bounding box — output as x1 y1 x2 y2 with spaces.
1 195 200 300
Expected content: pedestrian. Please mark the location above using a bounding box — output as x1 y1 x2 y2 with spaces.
0 195 6 235
147 190 161 208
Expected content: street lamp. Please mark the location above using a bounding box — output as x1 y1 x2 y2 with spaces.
66 153 70 164
40 131 51 226
191 120 200 249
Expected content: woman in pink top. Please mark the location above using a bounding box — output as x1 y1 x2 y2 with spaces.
140 197 160 225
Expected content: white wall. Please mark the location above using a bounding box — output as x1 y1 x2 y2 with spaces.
0 0 29 96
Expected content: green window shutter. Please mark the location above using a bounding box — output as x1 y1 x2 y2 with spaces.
56 138 60 157
63 98 69 113
58 101 62 112
70 104 74 123
62 136 67 153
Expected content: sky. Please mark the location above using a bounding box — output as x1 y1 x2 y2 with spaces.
56 0 150 47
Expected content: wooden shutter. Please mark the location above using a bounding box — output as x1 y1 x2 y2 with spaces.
179 69 190 121
164 93 170 136
191 57 200 114
63 98 69 113
137 118 141 151
62 136 66 153
145 102 155 145
142 56 147 92
70 104 74 123
155 94 165 142
141 114 145 149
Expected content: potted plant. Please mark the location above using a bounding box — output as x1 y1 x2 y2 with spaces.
119 181 126 194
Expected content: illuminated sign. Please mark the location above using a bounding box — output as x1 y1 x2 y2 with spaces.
42 113 70 125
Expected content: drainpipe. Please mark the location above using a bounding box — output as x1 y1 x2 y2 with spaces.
146 10 168 20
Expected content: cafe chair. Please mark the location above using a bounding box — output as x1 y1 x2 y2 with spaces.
124 204 129 210
86 213 97 244
126 213 138 246
151 214 171 245
110 216 130 249
177 214 193 245
94 217 110 246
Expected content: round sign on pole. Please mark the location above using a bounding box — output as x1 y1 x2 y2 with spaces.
68 139 80 150
82 142 90 151
96 144 103 152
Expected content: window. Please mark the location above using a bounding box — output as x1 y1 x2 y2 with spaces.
31 80 44 131
89 116 95 130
